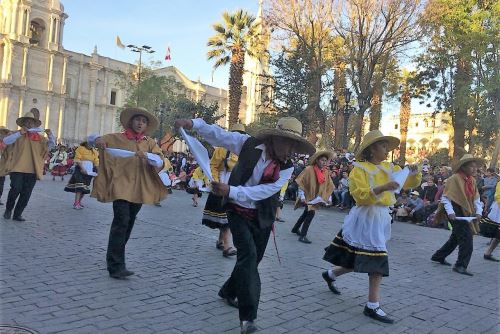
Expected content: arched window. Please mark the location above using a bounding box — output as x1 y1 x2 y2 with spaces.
29 19 46 46
424 118 429 127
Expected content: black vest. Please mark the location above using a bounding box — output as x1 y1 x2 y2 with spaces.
226 137 292 229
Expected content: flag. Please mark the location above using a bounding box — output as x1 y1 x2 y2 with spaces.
165 46 171 61
116 36 125 49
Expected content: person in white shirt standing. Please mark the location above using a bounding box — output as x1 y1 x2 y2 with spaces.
175 117 314 334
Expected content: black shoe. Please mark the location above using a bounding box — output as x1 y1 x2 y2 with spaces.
218 289 238 308
109 269 135 279
484 254 500 262
3 210 11 219
298 236 312 244
452 266 473 276
240 321 257 334
13 216 26 222
322 271 341 295
291 228 300 235
431 256 451 266
363 305 394 324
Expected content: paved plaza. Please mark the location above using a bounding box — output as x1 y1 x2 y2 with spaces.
1 176 499 334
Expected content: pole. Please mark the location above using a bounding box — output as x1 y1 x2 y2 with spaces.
137 49 142 106
343 106 350 150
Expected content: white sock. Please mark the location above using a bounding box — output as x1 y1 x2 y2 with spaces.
328 269 336 280
367 302 386 316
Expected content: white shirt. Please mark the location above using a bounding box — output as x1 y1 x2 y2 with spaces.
192 118 294 209
3 130 56 149
441 195 483 216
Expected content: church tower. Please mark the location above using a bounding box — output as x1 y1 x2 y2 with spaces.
241 0 272 125
0 0 68 131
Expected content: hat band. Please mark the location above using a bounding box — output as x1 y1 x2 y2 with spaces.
276 124 302 137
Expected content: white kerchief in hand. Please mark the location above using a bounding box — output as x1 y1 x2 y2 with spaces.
307 196 329 205
81 161 97 176
179 127 213 181
392 167 410 193
105 148 136 158
158 171 172 186
28 127 45 133
146 153 163 167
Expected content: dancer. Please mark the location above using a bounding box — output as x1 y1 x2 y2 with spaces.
431 153 484 275
291 150 334 243
202 123 245 258
481 181 500 261
189 165 208 207
49 145 68 181
322 130 421 324
92 107 166 279
64 141 99 209
3 109 55 221
175 117 314 334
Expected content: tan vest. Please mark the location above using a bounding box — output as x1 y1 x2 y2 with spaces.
91 133 167 204
5 135 48 179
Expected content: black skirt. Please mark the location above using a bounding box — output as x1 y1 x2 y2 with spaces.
323 230 389 277
202 193 228 229
479 217 500 239
64 166 93 194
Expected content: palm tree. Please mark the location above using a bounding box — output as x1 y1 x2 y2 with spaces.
207 10 262 126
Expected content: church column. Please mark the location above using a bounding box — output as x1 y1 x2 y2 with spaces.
0 88 10 126
47 53 54 91
57 57 68 139
18 90 26 118
9 2 19 38
74 62 83 139
21 46 28 85
86 67 99 135
45 94 52 130
1 42 13 82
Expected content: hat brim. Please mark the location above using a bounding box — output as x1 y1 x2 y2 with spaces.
309 150 335 165
255 129 315 155
453 157 485 172
355 136 400 160
16 117 42 128
0 128 10 135
120 107 159 136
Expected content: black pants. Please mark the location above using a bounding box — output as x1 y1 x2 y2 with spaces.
432 219 473 268
5 172 37 217
220 212 272 322
106 200 142 273
0 176 5 200
292 207 316 236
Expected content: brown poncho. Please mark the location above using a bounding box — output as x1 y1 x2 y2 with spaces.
294 165 334 210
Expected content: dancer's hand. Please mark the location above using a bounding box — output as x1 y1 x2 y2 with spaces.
475 214 482 221
373 181 399 195
408 164 419 173
136 151 147 160
20 127 28 135
174 119 193 130
44 129 53 136
95 137 107 149
448 214 456 221
211 181 229 196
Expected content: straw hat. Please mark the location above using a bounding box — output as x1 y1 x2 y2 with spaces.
255 117 315 155
0 126 10 135
120 107 159 135
229 123 246 133
16 108 42 127
452 154 485 172
309 150 335 165
355 130 400 160
410 191 420 196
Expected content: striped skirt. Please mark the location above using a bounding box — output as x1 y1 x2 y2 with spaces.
323 230 389 276
202 193 229 229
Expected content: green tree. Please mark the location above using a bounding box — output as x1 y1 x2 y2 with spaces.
207 10 263 127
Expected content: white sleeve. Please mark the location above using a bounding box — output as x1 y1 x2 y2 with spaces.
441 195 456 216
3 132 22 145
228 167 294 202
192 118 250 155
474 197 483 215
298 189 306 201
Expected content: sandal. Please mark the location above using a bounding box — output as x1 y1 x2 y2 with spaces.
223 247 237 257
216 240 224 250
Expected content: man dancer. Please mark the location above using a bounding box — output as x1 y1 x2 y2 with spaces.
3 109 55 221
175 117 314 334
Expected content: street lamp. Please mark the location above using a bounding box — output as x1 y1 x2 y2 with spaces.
127 44 155 106
342 88 352 150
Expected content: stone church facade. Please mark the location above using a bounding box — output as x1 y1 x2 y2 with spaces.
0 0 269 145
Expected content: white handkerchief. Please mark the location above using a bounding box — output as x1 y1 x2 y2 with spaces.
455 216 476 222
105 148 136 158
81 161 97 176
392 167 410 193
146 152 163 167
307 196 329 205
28 127 45 133
179 127 213 181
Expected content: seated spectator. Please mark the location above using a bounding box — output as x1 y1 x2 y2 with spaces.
333 171 349 209
394 190 410 221
420 177 438 204
405 191 424 222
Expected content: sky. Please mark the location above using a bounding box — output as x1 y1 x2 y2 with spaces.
62 0 260 89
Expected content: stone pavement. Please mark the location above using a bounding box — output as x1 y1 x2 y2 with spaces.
1 176 499 334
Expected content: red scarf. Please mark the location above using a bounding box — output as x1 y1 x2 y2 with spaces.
313 164 326 184
26 132 41 141
458 171 475 200
123 128 146 142
261 160 280 184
